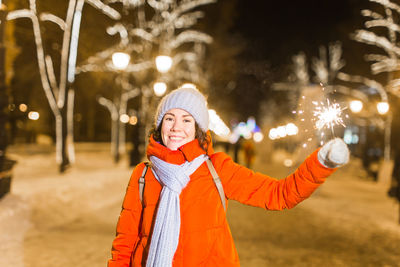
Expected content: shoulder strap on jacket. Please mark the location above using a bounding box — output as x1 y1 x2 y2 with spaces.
206 159 226 211
139 162 150 203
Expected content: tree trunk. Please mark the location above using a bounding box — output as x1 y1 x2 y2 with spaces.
112 117 120 163
0 7 7 165
67 88 75 164
118 115 126 155
384 112 392 161
55 109 70 173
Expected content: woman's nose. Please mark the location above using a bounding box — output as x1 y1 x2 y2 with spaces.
171 120 182 131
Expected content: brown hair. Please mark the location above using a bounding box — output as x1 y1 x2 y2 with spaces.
149 122 211 154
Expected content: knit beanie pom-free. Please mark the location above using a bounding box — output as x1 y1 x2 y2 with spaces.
155 87 209 132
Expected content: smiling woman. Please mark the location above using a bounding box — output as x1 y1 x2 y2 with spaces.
108 86 350 267
160 109 196 151
150 87 211 153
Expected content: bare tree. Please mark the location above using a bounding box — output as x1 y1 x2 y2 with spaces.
312 42 345 85
337 0 400 162
7 0 120 172
78 0 216 162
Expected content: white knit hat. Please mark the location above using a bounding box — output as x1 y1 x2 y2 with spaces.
155 87 209 132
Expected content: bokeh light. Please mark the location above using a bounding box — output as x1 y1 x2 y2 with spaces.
153 82 167 96
28 111 40 120
119 114 130 123
112 52 130 70
155 55 173 73
377 102 389 115
349 100 363 113
19 103 27 112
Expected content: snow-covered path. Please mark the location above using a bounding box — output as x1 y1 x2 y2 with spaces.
229 158 400 266
1 144 131 267
1 143 399 266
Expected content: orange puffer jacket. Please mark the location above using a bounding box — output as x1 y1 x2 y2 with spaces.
108 136 335 267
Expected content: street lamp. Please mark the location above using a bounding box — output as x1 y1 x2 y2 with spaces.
112 52 130 70
19 103 27 112
155 55 172 73
285 123 298 136
28 111 39 120
377 101 389 115
129 115 138 125
350 100 363 113
153 82 167 96
253 132 264 143
119 114 129 123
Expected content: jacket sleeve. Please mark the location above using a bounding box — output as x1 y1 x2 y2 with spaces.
108 163 145 267
212 149 336 210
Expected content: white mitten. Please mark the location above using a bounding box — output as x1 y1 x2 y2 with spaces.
318 138 350 168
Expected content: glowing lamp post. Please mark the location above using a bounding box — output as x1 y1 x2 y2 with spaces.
129 115 138 125
153 82 167 96
112 52 130 70
155 55 172 73
285 123 298 136
28 111 40 120
109 52 130 163
119 114 130 124
19 103 27 112
349 100 363 113
377 102 389 115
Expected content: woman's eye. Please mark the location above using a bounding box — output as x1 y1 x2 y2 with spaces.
165 117 173 121
184 119 192 123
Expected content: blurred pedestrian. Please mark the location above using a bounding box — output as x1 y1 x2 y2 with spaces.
233 136 243 163
243 138 255 168
361 126 383 181
388 97 400 215
108 86 350 267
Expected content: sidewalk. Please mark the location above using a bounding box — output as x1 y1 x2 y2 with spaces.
0 194 31 267
0 143 132 267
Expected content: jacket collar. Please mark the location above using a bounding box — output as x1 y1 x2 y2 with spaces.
146 133 214 164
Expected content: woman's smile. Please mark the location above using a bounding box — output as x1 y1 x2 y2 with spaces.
161 108 196 150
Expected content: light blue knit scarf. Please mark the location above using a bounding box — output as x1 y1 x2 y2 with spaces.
146 154 207 267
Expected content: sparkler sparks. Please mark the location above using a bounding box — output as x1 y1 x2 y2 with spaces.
312 98 346 134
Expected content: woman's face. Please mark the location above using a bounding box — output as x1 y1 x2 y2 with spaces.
161 108 196 151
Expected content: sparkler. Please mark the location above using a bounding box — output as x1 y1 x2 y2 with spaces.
312 98 346 136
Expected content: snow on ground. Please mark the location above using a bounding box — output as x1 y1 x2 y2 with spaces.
0 143 132 267
0 142 399 267
0 194 31 267
232 142 400 266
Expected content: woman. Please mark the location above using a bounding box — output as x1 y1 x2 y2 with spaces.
108 86 349 267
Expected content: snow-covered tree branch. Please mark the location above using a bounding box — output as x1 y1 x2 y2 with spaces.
77 0 215 163
7 0 120 172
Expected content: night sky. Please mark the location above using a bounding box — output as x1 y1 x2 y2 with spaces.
232 0 371 74
203 0 375 121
